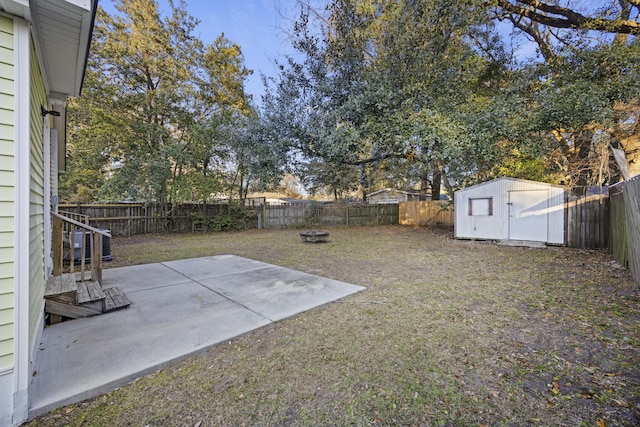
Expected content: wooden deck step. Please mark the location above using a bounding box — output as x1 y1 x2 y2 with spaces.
45 299 103 319
45 274 77 297
103 287 130 312
76 280 106 304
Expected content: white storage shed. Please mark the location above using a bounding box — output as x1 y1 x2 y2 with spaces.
454 177 567 245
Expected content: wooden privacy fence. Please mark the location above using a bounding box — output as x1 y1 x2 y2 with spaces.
263 203 399 228
58 203 256 236
399 201 454 226
623 176 640 284
58 202 400 234
566 195 609 248
609 176 640 285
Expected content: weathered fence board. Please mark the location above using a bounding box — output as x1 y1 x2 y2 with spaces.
622 176 640 284
399 201 454 226
609 190 628 268
264 204 309 229
566 195 609 248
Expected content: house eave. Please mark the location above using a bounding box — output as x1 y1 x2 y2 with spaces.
1 0 97 97
0 0 30 20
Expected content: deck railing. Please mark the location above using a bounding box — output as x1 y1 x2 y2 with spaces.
52 212 111 285
58 210 90 226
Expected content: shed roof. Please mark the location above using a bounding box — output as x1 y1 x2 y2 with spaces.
456 177 566 193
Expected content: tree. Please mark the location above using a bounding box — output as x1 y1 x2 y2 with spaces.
488 0 640 189
264 0 503 200
225 111 291 203
61 0 252 205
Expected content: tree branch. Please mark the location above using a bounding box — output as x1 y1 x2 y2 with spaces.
506 15 556 63
341 152 401 166
495 0 640 35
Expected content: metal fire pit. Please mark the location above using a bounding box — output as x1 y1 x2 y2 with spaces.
299 230 330 243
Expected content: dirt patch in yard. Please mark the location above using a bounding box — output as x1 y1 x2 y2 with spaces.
29 225 639 426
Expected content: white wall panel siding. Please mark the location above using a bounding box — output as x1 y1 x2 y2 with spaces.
455 177 566 245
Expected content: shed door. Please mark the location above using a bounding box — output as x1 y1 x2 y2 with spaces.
508 190 549 242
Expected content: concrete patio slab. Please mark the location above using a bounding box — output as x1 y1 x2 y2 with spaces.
29 255 365 419
200 266 362 321
162 254 274 282
96 262 193 292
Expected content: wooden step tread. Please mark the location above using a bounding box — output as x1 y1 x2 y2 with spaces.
45 274 77 297
76 280 106 304
103 287 130 312
45 299 103 319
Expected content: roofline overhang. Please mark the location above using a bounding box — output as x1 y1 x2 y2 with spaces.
1 0 97 97
76 0 98 95
0 0 30 20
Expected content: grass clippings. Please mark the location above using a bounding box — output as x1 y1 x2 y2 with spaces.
28 225 639 426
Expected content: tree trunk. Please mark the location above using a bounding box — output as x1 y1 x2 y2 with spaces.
431 171 442 201
419 172 430 201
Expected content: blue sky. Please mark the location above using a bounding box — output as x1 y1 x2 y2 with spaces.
100 0 301 102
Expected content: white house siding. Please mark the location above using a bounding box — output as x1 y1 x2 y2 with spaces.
454 177 566 244
28 37 46 353
0 15 14 372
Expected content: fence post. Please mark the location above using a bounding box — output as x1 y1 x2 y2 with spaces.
262 203 267 229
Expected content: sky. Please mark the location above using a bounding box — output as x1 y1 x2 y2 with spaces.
100 0 301 103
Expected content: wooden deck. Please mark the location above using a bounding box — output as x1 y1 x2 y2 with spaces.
45 273 130 323
46 212 130 323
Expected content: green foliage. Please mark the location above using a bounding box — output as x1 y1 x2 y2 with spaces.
492 148 561 183
188 212 235 232
63 0 252 205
